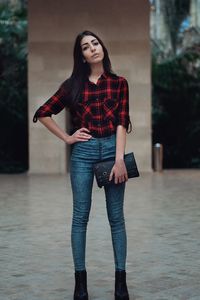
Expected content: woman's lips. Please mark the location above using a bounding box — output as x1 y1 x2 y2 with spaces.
92 54 99 58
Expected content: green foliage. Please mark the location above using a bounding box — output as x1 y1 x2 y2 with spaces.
0 2 28 173
152 50 200 168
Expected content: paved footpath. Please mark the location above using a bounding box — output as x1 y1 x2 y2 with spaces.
0 170 200 300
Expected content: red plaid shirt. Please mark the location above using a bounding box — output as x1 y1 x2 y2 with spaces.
33 72 131 137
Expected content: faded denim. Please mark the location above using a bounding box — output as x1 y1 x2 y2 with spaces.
69 134 127 271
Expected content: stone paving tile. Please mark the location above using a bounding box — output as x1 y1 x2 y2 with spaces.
0 170 200 300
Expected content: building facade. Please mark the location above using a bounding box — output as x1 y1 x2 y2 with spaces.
150 0 200 55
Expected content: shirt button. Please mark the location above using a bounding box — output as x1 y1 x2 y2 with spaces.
96 98 99 101
97 123 101 127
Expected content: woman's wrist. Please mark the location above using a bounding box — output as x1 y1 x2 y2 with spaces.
64 135 73 144
115 159 125 167
115 157 124 163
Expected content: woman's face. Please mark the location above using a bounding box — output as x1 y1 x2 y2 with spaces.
81 35 104 65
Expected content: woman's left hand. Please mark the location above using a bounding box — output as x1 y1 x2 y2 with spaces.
109 159 128 184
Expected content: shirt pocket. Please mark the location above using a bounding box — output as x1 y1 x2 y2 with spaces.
103 98 119 122
76 100 93 124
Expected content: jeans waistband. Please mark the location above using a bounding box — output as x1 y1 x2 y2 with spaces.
90 133 116 141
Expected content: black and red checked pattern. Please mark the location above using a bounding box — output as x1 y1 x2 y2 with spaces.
33 71 131 138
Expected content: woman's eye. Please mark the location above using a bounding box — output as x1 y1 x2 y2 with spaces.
82 41 99 51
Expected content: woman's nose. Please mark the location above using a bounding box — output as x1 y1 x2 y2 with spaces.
90 45 95 52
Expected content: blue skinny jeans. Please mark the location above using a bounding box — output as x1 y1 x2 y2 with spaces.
69 133 127 272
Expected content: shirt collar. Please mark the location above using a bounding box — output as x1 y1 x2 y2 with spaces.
87 71 108 82
101 71 108 79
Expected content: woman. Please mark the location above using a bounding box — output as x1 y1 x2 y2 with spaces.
33 30 132 300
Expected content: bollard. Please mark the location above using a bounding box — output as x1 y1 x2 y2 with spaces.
153 143 163 172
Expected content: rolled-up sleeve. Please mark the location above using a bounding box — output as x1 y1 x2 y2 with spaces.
32 86 68 123
116 77 131 131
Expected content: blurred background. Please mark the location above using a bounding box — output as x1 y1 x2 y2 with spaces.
0 0 199 173
0 0 28 173
151 0 200 168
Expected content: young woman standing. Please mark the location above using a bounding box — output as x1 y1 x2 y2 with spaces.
33 30 132 300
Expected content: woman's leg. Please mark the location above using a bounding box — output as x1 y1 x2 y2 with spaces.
104 181 127 271
70 159 94 271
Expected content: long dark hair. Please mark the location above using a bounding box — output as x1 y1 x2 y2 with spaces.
61 30 116 109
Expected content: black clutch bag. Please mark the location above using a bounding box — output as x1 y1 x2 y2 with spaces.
93 152 139 188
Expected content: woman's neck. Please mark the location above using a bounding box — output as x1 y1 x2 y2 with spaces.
89 62 104 77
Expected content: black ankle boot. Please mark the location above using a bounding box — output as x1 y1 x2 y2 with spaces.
115 270 129 300
73 270 88 300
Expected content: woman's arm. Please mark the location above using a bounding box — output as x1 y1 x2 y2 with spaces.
109 77 131 184
115 125 126 161
109 125 128 184
38 116 92 144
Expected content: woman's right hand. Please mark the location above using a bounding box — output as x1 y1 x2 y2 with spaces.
66 127 92 144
